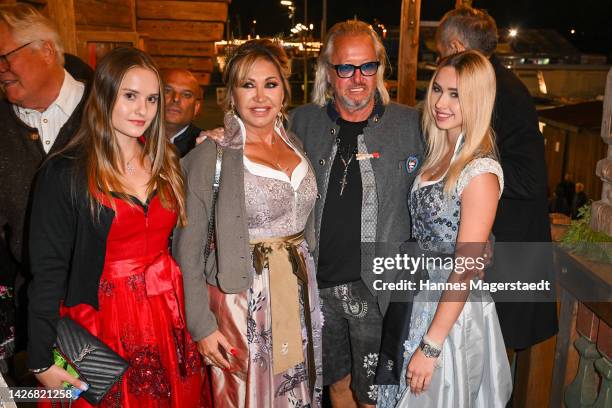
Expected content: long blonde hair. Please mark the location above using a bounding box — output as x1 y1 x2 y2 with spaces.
422 50 497 194
312 20 390 106
66 47 186 225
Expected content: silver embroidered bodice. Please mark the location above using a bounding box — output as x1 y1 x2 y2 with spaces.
244 166 317 239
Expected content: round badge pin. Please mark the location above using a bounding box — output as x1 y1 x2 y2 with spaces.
406 156 419 173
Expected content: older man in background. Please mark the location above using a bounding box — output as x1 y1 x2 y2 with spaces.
0 3 92 355
435 7 558 352
163 68 202 157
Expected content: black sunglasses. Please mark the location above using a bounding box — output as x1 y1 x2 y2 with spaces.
329 61 380 78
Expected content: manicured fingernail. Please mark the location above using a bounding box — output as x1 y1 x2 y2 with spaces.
79 382 89 391
230 348 238 356
71 389 82 400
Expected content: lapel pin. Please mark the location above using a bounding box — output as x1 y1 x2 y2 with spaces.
356 151 380 161
406 156 419 173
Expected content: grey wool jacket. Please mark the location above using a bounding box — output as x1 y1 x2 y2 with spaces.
173 133 316 342
289 101 424 312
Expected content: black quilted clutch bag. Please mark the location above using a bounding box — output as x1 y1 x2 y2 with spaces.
55 317 129 405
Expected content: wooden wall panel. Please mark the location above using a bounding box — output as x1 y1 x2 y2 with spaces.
137 20 223 41
74 0 134 31
191 72 210 86
154 56 213 72
565 130 607 201
146 39 214 57
137 0 227 22
46 0 77 54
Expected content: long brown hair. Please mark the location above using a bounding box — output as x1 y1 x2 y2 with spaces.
66 47 186 224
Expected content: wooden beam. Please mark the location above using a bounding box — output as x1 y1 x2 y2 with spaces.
137 20 223 41
154 55 213 72
74 0 133 31
46 0 77 55
137 0 227 22
513 336 557 408
130 0 137 32
397 0 421 106
145 39 214 57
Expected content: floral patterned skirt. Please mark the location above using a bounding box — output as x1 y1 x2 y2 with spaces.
208 241 323 408
39 251 211 408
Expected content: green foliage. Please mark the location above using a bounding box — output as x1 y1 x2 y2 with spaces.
561 204 612 263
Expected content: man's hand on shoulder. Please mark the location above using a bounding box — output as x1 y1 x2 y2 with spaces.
196 128 225 145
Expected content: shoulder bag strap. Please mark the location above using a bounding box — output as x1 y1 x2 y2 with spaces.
203 145 223 268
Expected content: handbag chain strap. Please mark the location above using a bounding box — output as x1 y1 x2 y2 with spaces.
203 145 223 269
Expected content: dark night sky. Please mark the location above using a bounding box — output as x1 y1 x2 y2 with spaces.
228 0 612 55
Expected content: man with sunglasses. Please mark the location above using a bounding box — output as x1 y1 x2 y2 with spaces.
289 20 423 407
0 4 92 355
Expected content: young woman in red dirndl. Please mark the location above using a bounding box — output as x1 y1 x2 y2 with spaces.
27 47 211 407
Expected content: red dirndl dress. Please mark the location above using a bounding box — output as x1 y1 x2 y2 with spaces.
41 195 211 407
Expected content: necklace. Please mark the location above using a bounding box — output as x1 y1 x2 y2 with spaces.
125 155 138 176
338 145 357 196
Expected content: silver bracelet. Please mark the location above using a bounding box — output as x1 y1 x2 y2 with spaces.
29 365 52 374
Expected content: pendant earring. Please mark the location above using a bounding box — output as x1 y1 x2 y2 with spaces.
275 112 284 128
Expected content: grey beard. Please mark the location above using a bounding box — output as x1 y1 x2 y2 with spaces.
337 90 375 112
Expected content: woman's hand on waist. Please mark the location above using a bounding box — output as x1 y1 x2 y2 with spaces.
35 364 89 391
196 329 236 370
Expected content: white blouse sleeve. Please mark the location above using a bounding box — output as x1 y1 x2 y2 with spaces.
456 157 504 199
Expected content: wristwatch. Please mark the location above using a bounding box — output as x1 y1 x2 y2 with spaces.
419 335 442 358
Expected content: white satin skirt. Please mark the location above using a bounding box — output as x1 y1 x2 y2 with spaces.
395 292 512 407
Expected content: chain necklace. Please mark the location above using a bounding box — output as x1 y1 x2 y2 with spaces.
125 154 139 176
338 145 357 196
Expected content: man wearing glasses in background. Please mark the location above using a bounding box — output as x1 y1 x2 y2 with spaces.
162 68 203 157
0 4 91 360
289 20 423 407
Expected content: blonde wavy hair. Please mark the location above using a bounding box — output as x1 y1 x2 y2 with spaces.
222 39 291 119
422 50 497 194
64 47 186 225
0 3 65 65
312 20 390 106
